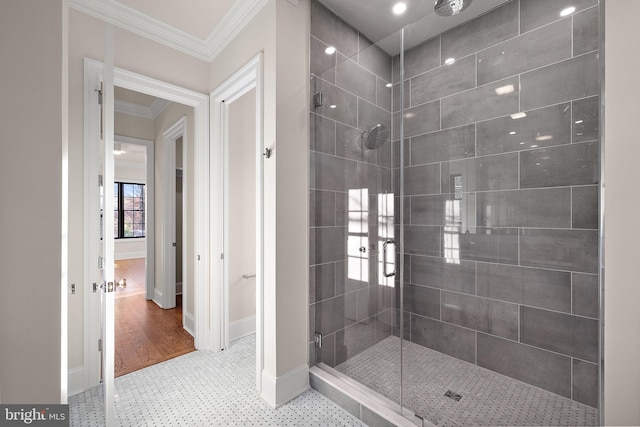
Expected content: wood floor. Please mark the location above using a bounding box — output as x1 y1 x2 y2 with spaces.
114 258 195 377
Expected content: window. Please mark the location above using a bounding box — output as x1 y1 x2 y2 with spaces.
114 182 145 239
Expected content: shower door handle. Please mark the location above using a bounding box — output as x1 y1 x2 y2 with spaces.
383 239 396 277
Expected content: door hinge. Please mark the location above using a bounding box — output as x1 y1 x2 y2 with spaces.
220 253 224 260
314 332 323 348
98 256 104 270
172 242 177 247
93 282 98 293
98 174 103 188
313 92 323 108
198 255 201 261
96 82 103 105
98 338 103 352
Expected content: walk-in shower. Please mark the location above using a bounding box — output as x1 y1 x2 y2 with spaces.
310 0 602 425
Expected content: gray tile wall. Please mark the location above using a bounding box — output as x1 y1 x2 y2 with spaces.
392 0 600 408
310 0 600 411
309 0 395 372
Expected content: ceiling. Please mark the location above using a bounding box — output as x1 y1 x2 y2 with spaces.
319 0 511 54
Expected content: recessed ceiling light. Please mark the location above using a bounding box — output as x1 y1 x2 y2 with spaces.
329 104 337 109
511 112 527 120
535 135 553 141
560 6 576 17
325 46 336 55
575 119 584 124
392 2 407 15
445 57 456 65
519 142 526 145
386 83 393 88
509 131 516 135
531 145 539 148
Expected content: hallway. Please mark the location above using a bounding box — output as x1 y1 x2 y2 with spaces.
114 258 194 377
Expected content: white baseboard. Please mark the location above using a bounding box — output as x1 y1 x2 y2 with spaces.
261 364 309 409
68 366 85 397
153 288 164 308
184 311 195 337
229 316 256 341
114 251 146 260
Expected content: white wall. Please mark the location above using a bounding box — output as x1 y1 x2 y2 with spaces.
67 7 208 376
0 0 67 403
228 88 257 323
604 1 640 425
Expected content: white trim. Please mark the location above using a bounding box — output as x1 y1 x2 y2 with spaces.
82 58 211 397
153 288 164 307
68 366 85 398
229 316 256 341
68 0 268 62
150 98 171 118
184 312 195 337
114 251 146 261
114 99 154 120
261 364 310 409
210 54 264 396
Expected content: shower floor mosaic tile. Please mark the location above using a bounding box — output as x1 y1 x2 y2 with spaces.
69 335 365 426
335 336 598 426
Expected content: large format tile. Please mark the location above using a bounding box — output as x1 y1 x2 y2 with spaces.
313 261 337 302
393 100 440 139
411 55 476 106
411 124 475 165
404 283 440 320
316 295 356 336
441 291 519 340
312 226 346 265
520 228 598 273
400 37 440 81
376 78 392 112
520 52 599 111
335 321 378 364
520 0 598 34
310 0 358 58
311 189 336 227
357 163 392 195
520 306 599 362
574 6 599 56
410 194 455 226
441 153 519 193
358 34 392 83
477 333 572 398
336 122 376 164
314 78 358 127
573 359 599 408
336 56 377 105
477 19 571 85
313 152 358 192
572 272 599 318
403 225 441 257
573 96 599 143
572 185 599 229
397 163 441 195
442 77 520 128
520 142 599 188
311 36 336 83
477 263 572 313
459 227 519 265
476 103 571 156
441 0 518 62
311 113 336 155
476 188 572 228
358 98 391 136
410 255 475 295
410 315 476 363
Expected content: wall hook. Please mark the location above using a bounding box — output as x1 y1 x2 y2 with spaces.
263 148 272 159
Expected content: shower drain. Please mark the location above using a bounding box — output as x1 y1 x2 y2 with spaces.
444 390 463 401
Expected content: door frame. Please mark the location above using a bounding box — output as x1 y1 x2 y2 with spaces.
82 58 211 392
157 116 188 315
209 53 264 391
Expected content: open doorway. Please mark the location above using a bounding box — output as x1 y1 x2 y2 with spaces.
111 87 194 377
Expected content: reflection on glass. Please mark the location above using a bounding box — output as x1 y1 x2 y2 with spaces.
444 175 462 264
378 192 394 287
348 188 369 282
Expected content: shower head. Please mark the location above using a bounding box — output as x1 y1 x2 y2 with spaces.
434 0 472 16
362 124 389 150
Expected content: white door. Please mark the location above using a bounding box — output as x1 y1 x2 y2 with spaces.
100 25 116 426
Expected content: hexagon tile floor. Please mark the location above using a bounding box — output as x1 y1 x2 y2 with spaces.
69 335 365 426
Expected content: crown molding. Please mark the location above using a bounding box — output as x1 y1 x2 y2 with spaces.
150 98 171 118
69 0 269 62
114 99 154 120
